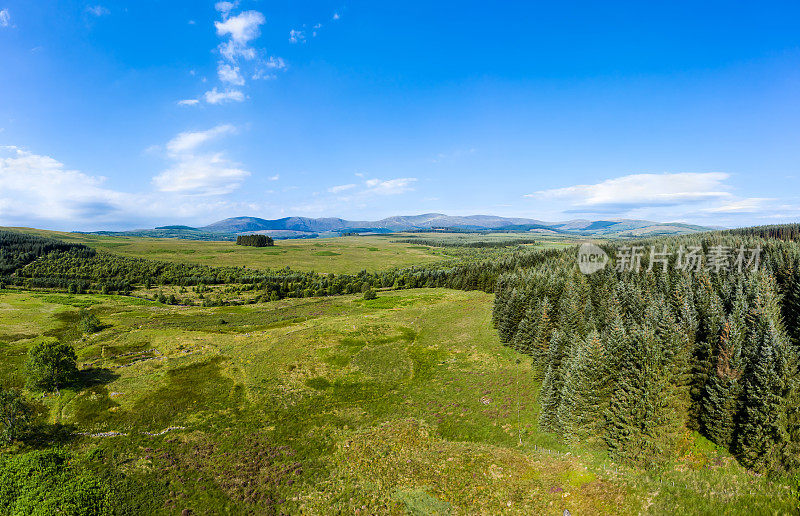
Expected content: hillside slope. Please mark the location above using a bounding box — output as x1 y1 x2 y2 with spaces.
0 288 792 514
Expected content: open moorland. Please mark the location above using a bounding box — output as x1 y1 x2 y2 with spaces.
2 225 800 515
0 228 570 275
1 287 796 514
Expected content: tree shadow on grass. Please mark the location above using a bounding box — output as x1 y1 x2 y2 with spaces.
77 367 120 388
24 421 78 448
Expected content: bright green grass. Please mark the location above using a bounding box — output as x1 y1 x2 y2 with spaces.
0 288 795 514
1 227 454 274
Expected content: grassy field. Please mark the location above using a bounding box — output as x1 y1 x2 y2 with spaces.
1 227 573 275
1 287 796 514
1 227 450 274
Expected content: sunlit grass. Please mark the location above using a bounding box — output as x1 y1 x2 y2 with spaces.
0 287 796 514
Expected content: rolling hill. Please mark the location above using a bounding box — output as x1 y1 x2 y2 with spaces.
83 214 717 240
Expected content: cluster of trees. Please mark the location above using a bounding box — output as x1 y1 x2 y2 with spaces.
494 234 800 472
236 234 274 247
0 231 91 276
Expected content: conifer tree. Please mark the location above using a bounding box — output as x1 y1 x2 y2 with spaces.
532 297 554 368
735 321 790 471
701 317 745 448
512 308 537 356
538 330 570 434
557 331 610 444
784 271 800 345
687 276 725 430
604 326 683 467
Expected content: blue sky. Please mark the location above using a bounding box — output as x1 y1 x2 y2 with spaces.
1 1 799 230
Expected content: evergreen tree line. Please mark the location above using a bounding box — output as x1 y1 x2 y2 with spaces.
493 234 800 472
236 234 274 247
721 223 800 241
392 238 539 248
0 230 91 275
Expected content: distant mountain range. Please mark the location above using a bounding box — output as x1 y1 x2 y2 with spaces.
84 214 717 240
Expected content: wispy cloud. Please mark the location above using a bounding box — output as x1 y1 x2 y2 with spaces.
203 87 245 104
217 63 244 85
328 183 356 193
215 10 265 61
522 171 800 226
703 198 774 213
0 9 11 28
529 172 731 210
364 177 417 195
166 125 236 154
214 1 237 16
265 56 286 69
431 147 476 163
177 98 200 106
153 125 249 195
86 5 110 17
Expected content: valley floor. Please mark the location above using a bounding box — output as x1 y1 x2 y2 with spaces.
0 288 796 514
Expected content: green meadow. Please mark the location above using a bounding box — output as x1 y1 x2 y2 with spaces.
0 287 795 514
0 228 450 274
0 227 572 275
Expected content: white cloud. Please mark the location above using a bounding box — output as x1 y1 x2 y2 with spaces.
264 56 286 69
704 198 773 213
364 178 417 195
268 174 280 181
215 10 265 51
0 145 266 230
86 5 110 16
332 12 340 20
214 1 237 16
250 57 286 80
175 6 285 105
203 87 245 104
219 39 257 61
154 125 249 196
154 154 249 195
166 124 236 154
529 172 731 209
519 171 800 225
0 146 135 227
289 29 305 43
217 63 244 85
328 183 356 193
0 9 11 28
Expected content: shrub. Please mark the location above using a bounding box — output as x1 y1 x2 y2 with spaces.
78 310 102 334
0 387 34 443
0 449 113 515
363 289 377 300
